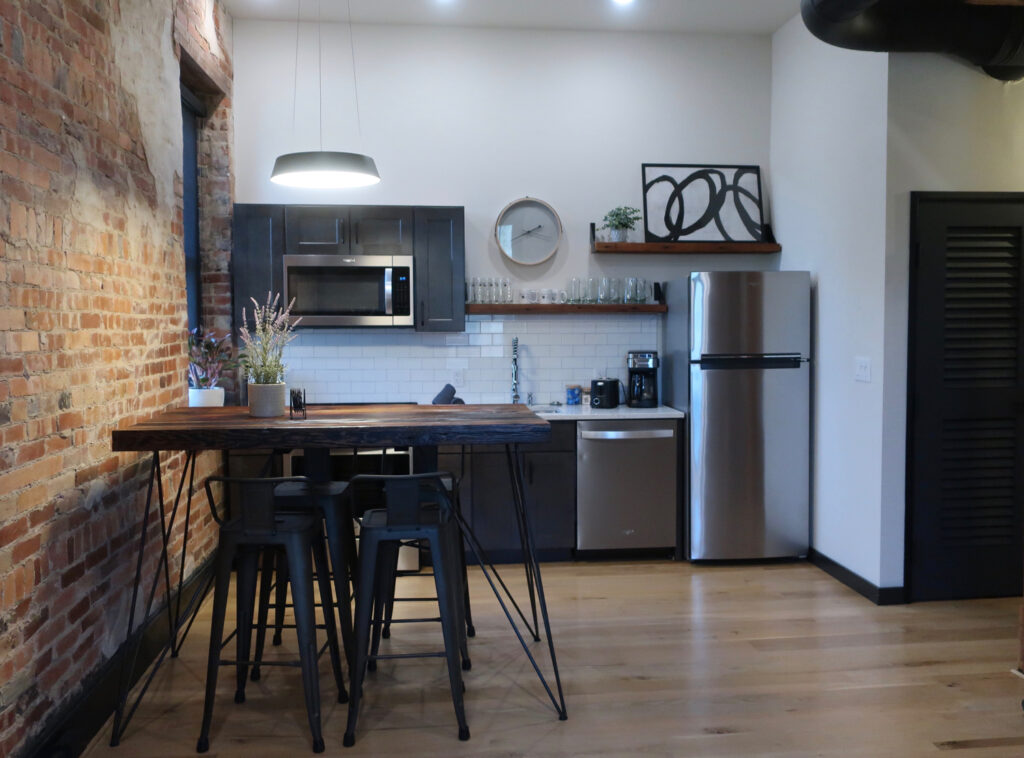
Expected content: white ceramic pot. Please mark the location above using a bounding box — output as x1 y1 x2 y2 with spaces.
247 382 286 417
608 228 628 243
188 387 225 407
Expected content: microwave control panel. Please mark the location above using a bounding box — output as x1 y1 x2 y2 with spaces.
393 267 411 316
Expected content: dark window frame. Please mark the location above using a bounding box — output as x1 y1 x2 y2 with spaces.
181 85 205 331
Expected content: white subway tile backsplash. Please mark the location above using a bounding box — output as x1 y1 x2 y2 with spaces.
282 314 659 405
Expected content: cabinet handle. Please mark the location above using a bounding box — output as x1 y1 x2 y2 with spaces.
527 459 534 485
353 221 359 245
420 300 425 327
580 429 674 441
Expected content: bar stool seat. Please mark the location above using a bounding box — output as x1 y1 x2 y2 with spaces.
197 476 346 755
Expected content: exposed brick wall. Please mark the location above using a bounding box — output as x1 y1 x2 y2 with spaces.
0 2 233 756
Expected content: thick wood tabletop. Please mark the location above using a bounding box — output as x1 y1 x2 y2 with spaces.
111 404 551 452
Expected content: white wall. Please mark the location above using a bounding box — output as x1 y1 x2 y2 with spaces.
233 20 777 291
770 16 891 586
883 52 1024 584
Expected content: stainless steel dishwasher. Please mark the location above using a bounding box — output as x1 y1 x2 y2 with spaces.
576 419 679 551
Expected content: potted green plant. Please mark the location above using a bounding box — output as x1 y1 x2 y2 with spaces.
187 327 234 407
600 206 643 243
239 292 301 417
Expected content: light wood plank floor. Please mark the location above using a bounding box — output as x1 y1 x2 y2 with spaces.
84 561 1024 757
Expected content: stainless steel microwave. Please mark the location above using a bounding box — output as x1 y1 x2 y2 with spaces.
283 254 414 327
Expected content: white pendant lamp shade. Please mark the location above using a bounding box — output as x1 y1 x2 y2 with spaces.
270 150 380 189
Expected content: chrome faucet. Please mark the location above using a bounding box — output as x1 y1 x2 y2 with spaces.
511 336 520 404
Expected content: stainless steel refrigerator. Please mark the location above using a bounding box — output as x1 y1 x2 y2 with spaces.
687 271 810 560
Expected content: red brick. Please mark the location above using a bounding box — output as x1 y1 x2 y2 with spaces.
11 533 40 563
0 517 28 547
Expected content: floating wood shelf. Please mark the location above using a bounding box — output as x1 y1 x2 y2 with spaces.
466 303 667 315
589 223 781 255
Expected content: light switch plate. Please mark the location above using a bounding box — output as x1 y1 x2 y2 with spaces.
854 356 871 383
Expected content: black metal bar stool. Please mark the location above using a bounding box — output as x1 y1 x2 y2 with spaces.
374 467 476 643
262 478 358 672
196 476 347 755
343 473 471 747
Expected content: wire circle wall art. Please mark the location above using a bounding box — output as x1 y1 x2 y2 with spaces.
641 164 766 243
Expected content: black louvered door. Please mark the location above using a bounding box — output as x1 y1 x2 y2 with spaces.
908 193 1024 601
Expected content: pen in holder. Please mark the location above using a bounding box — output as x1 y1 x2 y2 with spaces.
289 388 306 419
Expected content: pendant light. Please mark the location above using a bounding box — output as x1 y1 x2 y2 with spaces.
271 0 380 189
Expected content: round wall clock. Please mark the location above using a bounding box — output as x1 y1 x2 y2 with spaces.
494 197 563 265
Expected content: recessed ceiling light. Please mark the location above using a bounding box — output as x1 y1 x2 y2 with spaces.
612 0 635 6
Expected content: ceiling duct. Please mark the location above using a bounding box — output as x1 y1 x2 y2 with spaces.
801 0 1024 81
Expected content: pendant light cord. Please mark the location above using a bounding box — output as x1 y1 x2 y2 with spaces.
318 0 324 151
292 0 300 136
347 0 364 139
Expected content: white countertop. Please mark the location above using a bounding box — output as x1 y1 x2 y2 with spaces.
528 404 685 421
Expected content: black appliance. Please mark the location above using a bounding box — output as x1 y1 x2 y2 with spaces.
627 351 659 408
283 254 413 327
590 378 621 409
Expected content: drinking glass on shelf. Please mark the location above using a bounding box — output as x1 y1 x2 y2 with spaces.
637 277 648 303
470 277 480 303
569 277 581 304
598 277 610 304
585 277 598 304
609 278 622 304
625 277 638 303
501 277 511 303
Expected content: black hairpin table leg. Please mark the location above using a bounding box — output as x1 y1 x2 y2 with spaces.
505 443 567 718
110 450 207 746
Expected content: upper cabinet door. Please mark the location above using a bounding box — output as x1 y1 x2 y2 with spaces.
232 204 284 339
414 207 466 332
350 207 414 255
284 206 349 254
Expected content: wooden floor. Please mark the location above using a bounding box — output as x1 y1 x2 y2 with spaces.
83 561 1024 757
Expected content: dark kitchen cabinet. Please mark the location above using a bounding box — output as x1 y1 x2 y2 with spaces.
442 421 575 563
350 206 414 255
284 205 349 254
232 203 465 332
414 207 465 332
232 204 284 338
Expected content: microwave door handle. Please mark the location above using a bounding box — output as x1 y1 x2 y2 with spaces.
384 267 393 315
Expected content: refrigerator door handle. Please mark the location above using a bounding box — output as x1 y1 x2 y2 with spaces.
580 429 675 441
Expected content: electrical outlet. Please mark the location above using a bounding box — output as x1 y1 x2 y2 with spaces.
453 369 466 386
854 356 871 383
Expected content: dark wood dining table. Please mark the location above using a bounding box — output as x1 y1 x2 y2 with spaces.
108 403 566 746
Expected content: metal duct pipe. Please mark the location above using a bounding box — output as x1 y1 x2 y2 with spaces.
801 0 1024 81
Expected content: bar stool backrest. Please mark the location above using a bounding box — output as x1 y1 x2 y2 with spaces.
204 476 313 535
346 473 455 528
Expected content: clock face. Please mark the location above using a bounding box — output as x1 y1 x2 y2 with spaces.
495 197 562 265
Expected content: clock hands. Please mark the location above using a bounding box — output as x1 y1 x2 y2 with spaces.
511 224 543 241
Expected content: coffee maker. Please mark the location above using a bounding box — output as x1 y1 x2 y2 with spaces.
627 351 659 408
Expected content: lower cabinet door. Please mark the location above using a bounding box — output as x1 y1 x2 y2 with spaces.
468 451 575 563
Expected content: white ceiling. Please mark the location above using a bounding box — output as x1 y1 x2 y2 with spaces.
221 0 802 35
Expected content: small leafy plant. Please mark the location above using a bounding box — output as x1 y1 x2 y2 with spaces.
239 292 301 385
188 328 234 389
600 206 643 231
